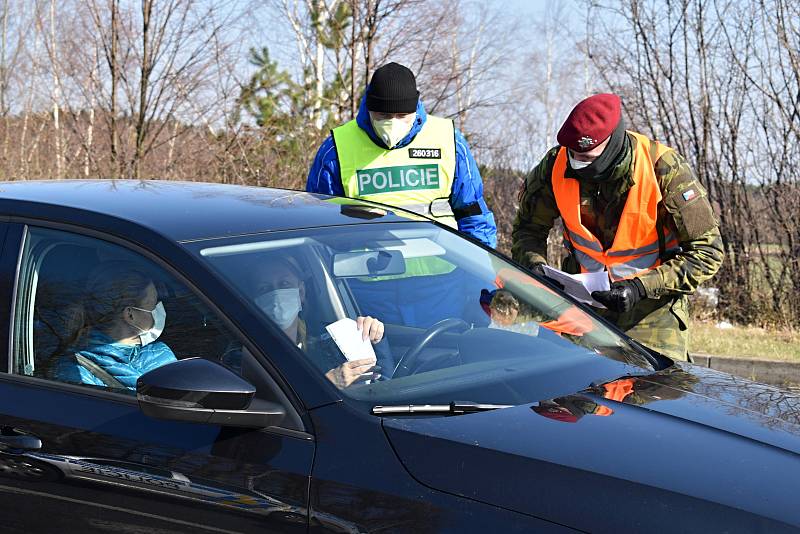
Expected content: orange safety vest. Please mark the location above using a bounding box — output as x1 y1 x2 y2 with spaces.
591 378 637 416
540 306 594 338
551 131 679 282
602 378 636 403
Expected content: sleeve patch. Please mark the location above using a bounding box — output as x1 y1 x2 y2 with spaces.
666 183 717 240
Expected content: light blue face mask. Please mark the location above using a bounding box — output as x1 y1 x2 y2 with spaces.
130 301 166 346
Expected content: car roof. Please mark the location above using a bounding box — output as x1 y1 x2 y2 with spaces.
0 180 424 242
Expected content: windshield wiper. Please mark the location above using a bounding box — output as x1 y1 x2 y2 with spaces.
372 401 513 416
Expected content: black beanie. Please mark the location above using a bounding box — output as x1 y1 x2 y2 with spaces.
366 62 419 113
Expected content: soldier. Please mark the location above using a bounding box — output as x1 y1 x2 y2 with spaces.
512 93 724 360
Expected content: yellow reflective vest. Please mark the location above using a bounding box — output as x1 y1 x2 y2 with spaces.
332 115 458 228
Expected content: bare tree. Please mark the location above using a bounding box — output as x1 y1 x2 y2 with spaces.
591 0 800 327
0 1 31 171
278 0 339 130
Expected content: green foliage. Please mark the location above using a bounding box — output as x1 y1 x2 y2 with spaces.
239 0 361 131
235 2 361 190
314 1 352 49
238 47 306 131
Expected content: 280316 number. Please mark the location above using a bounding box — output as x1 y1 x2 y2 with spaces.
408 148 441 159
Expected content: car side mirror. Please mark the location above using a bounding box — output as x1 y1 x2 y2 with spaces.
136 358 285 429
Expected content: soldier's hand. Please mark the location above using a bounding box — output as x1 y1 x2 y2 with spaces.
592 278 646 313
531 262 565 291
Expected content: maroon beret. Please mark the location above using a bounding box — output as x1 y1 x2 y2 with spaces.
557 93 621 152
533 405 579 423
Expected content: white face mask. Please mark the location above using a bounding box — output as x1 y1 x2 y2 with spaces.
130 301 166 346
371 114 415 149
255 288 302 330
568 152 592 170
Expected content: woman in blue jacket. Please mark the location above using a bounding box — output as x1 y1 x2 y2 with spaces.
54 261 176 390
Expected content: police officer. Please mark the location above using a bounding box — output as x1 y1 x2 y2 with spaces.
306 62 497 248
512 93 724 360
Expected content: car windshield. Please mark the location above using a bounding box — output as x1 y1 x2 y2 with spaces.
194 222 661 408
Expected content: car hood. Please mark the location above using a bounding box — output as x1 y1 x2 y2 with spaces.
382 363 800 532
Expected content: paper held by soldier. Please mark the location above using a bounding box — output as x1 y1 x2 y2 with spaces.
540 266 610 309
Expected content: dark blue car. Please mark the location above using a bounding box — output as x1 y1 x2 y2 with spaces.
0 180 798 533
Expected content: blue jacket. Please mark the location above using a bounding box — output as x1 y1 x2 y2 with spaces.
306 97 497 248
55 330 177 390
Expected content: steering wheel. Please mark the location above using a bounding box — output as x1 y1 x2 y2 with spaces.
392 318 469 378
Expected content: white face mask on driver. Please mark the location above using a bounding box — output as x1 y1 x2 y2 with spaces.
370 113 416 149
255 288 302 330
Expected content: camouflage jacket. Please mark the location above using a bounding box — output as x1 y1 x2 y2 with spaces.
512 132 724 300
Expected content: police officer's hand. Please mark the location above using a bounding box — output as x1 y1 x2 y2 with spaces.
591 278 647 313
531 262 565 291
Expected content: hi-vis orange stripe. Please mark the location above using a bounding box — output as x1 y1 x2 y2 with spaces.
552 131 678 281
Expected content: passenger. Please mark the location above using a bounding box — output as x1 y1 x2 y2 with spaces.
54 262 176 389
249 256 394 388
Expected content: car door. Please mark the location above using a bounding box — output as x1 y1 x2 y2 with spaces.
0 223 314 533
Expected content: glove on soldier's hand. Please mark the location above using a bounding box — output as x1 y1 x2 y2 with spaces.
530 262 565 291
592 278 647 313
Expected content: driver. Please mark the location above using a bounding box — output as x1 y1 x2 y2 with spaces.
249 255 394 388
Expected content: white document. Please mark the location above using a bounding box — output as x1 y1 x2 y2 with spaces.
325 318 377 362
541 266 610 309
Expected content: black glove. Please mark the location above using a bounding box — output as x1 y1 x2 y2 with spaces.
531 262 564 291
591 278 647 313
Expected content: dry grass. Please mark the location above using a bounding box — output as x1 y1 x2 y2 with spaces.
690 320 800 362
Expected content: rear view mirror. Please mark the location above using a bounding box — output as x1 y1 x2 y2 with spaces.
332 249 406 278
137 358 285 428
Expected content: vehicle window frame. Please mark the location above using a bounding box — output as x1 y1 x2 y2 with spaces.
15 238 63 376
308 241 359 319
2 220 310 437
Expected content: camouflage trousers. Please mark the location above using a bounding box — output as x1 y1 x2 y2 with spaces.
598 295 690 361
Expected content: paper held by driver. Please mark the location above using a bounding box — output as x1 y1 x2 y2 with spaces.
540 265 611 309
325 318 377 362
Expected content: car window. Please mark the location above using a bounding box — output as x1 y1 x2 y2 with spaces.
12 227 259 398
